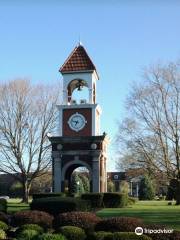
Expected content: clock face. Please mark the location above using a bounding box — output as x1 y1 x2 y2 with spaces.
68 112 87 132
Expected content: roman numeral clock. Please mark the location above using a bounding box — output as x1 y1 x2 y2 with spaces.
48 43 109 193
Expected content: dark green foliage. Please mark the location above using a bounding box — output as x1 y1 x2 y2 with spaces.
17 229 39 240
13 210 53 229
60 226 86 240
18 224 44 234
70 172 84 194
31 197 89 215
128 197 137 205
139 175 155 200
167 180 175 200
0 212 9 223
0 229 6 239
0 199 7 213
10 181 23 198
0 220 8 231
37 233 66 240
113 232 152 240
32 193 65 200
95 217 144 232
80 175 90 192
81 193 104 208
54 211 101 232
103 193 128 208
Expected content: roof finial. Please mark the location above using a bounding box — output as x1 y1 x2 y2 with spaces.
78 34 83 46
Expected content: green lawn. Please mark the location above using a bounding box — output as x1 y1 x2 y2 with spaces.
97 201 180 231
7 198 30 213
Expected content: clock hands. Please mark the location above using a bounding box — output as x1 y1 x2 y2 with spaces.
72 120 79 126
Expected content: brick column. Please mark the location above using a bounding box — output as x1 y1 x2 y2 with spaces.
92 156 100 192
52 151 62 192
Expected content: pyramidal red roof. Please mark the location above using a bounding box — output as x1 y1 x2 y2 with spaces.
60 44 98 77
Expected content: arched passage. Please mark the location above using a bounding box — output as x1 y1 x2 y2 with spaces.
62 160 92 193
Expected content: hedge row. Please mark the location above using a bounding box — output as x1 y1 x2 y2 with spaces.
81 193 128 208
30 197 90 215
32 193 65 200
0 199 7 213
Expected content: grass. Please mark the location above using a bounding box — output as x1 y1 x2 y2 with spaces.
97 200 180 231
7 198 30 213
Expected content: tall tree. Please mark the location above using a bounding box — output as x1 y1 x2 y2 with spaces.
116 61 180 204
0 79 59 202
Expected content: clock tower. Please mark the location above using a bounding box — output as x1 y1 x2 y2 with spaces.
49 43 108 193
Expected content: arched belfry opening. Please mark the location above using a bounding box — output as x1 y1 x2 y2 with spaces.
49 44 108 193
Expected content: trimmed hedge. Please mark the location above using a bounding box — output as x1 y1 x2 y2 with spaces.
33 193 65 200
13 210 53 229
103 193 128 208
0 230 6 240
18 224 44 234
113 232 152 240
17 229 39 240
37 233 66 240
128 197 137 205
0 199 7 213
60 226 86 240
0 212 9 224
81 193 104 208
95 217 144 232
90 231 113 240
31 197 90 215
54 211 101 232
0 220 8 231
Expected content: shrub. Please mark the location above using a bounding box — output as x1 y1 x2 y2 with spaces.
0 229 6 239
60 226 86 240
103 193 128 208
0 199 7 213
17 229 39 240
90 231 113 240
54 211 101 233
31 197 89 215
113 232 152 240
0 212 9 224
128 197 137 205
95 217 144 232
0 220 8 231
13 210 53 229
32 193 65 200
81 193 103 208
37 233 66 240
18 224 44 234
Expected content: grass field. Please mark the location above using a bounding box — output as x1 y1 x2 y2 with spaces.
97 201 180 231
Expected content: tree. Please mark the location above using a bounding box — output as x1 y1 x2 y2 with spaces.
107 180 115 192
79 174 90 192
138 175 155 200
70 172 84 194
119 180 130 194
116 61 180 204
0 79 59 202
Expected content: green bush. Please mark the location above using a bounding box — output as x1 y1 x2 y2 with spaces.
0 220 8 231
90 231 113 240
18 224 44 234
103 193 128 208
37 233 66 240
128 197 137 205
31 197 89 215
54 211 101 233
139 175 155 200
13 210 53 229
0 229 6 239
95 217 144 232
81 193 103 208
113 232 152 240
17 229 39 240
60 226 86 240
0 199 7 213
32 193 65 200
